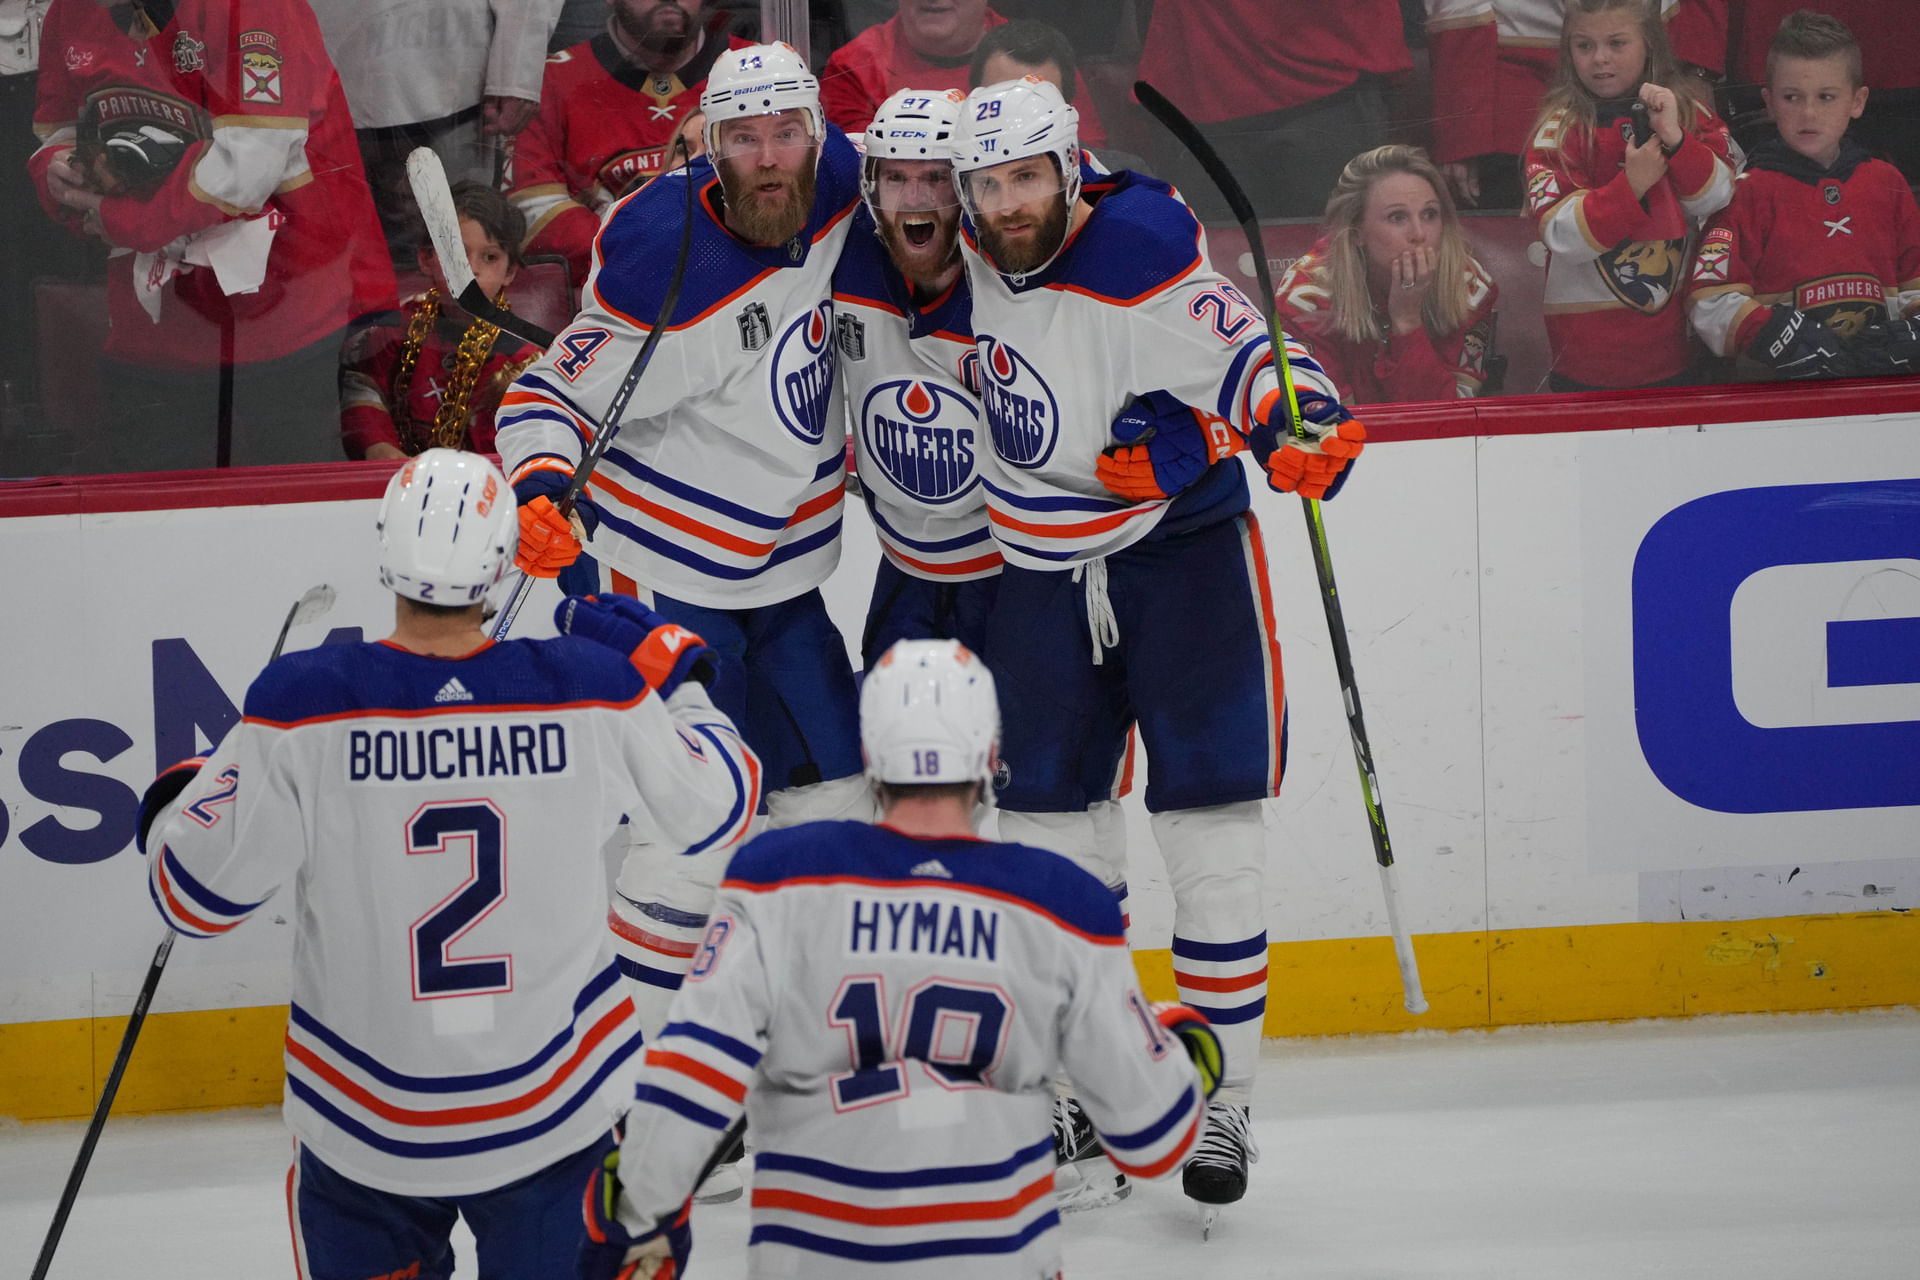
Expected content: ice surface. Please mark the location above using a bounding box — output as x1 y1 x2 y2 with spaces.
4 1009 1916 1278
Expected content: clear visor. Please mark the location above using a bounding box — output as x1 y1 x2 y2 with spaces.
864 159 961 214
957 154 1067 219
708 110 817 165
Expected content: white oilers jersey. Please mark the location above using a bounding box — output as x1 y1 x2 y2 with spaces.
958 170 1337 569
833 207 1000 582
618 822 1206 1277
145 638 759 1196
496 129 864 610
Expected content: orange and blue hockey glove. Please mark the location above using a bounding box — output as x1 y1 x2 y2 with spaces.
1096 391 1248 502
1252 386 1365 502
1153 1001 1225 1099
512 464 603 579
555 594 719 697
579 1146 691 1280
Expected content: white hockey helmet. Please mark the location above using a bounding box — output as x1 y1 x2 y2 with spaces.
862 88 966 215
951 76 1081 220
860 640 1000 790
701 42 824 162
376 449 517 606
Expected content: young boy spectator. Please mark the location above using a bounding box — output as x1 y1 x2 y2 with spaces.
510 0 748 288
1688 11 1920 381
821 0 1106 143
341 184 541 460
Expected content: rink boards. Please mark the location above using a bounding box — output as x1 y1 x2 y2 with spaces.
3 382 1919 1119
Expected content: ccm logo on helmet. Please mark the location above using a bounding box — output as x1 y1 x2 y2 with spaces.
860 379 980 503
975 335 1059 469
771 301 836 445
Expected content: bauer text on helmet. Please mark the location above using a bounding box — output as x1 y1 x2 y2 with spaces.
701 42 823 162
860 640 1000 788
377 450 518 605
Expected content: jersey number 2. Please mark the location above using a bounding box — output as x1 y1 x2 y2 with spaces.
827 976 1012 1111
408 801 511 999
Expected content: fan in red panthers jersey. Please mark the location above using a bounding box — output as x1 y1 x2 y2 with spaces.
509 1 750 289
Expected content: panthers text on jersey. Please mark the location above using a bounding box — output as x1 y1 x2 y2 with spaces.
145 637 758 1196
616 821 1205 1277
496 129 864 610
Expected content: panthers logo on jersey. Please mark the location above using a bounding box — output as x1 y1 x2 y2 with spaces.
860 379 980 504
1595 237 1683 314
975 335 1059 470
769 301 836 444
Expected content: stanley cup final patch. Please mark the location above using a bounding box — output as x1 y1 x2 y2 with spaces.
238 30 282 105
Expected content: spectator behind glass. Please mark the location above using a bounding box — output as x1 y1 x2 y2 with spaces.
510 0 744 289
1523 0 1734 392
1687 11 1920 384
821 0 1106 144
308 0 554 266
341 183 541 462
1135 0 1411 221
1426 1 1729 210
1275 146 1501 405
965 17 1150 174
1722 1 1920 177
31 0 395 473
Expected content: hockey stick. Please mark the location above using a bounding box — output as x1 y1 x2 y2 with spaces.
30 583 337 1280
1135 81 1429 1017
486 136 697 641
405 147 560 349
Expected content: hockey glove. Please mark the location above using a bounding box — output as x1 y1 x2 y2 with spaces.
580 1146 692 1280
1095 391 1248 502
1153 1001 1225 1100
556 594 719 697
1848 315 1920 378
1748 308 1859 380
1253 387 1366 502
135 756 206 854
512 466 603 579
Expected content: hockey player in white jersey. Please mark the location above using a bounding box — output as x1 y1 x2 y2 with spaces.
496 44 872 1096
950 77 1369 1224
138 450 759 1280
578 639 1225 1279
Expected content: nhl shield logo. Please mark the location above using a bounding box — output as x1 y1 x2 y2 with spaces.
770 301 836 444
860 379 980 504
1823 183 1843 206
975 336 1060 469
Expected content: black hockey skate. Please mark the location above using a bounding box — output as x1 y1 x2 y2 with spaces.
1051 1096 1130 1212
1182 1101 1257 1239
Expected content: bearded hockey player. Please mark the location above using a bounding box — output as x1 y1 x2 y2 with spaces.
949 75 1367 1229
138 450 757 1279
579 639 1223 1280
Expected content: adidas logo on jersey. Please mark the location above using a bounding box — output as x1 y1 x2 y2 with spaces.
433 677 474 704
910 859 953 879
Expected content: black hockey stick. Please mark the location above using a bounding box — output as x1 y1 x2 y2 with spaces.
1135 81 1429 1016
486 136 698 641
406 148 561 349
31 584 337 1280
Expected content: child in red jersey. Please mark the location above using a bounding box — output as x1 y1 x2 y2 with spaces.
1522 0 1736 391
1687 12 1920 381
341 183 539 460
1275 145 1500 405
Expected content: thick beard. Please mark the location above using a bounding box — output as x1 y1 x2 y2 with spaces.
719 159 817 246
617 2 697 59
875 207 960 290
977 197 1070 275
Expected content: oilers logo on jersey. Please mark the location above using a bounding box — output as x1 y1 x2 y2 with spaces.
771 300 837 444
975 335 1058 469
860 379 981 505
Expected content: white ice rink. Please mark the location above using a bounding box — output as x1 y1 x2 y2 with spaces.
4 1008 1916 1279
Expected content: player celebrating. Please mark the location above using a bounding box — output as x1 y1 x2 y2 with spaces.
949 77 1366 1226
138 450 758 1280
833 88 999 664
497 43 870 1038
579 639 1223 1280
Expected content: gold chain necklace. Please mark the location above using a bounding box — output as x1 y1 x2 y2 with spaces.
392 288 511 453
